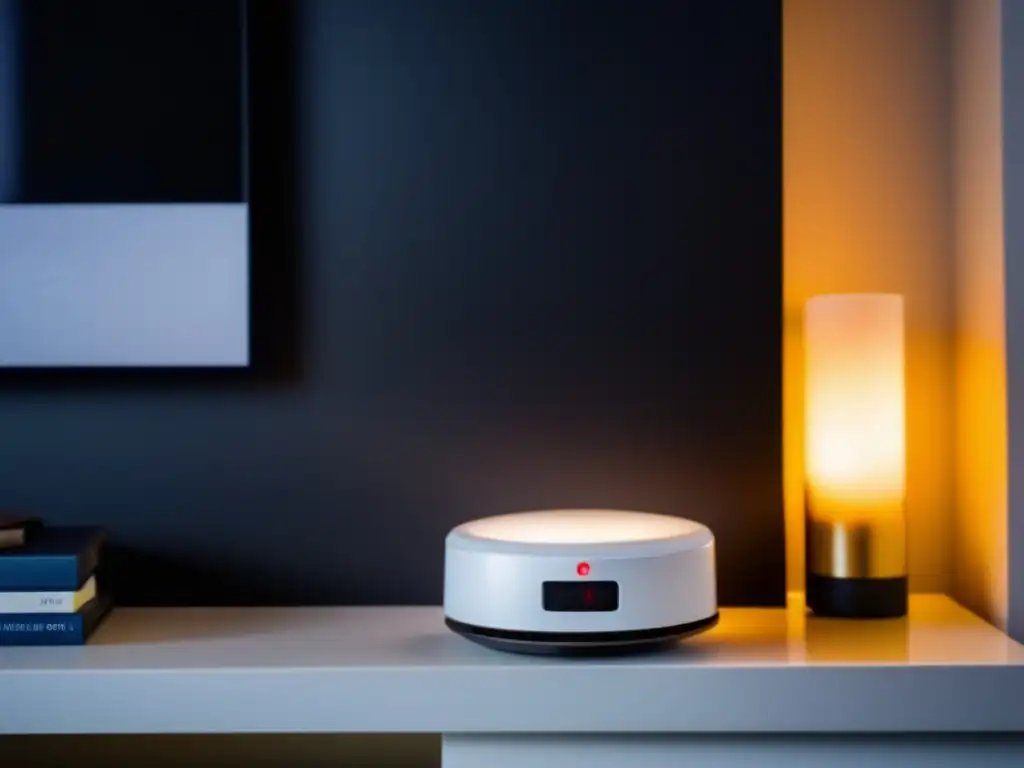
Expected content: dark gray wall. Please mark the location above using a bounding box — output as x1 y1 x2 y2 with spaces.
0 0 784 607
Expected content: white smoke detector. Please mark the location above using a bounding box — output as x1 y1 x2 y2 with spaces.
443 508 718 655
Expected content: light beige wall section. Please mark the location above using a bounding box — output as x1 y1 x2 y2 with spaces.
950 0 1009 631
784 0 955 592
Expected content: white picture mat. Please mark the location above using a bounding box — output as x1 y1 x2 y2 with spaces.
0 204 249 367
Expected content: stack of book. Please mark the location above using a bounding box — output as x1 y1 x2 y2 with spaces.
0 516 112 645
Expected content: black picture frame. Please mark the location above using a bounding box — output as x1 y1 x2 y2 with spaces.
0 0 300 387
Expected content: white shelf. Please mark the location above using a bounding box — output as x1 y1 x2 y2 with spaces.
2 594 1023 735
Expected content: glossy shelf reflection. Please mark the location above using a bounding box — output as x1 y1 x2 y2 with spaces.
689 593 1020 665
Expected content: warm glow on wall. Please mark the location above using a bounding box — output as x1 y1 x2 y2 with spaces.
804 294 906 523
784 0 954 595
786 0 1008 624
950 0 1008 632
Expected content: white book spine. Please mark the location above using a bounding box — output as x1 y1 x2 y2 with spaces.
0 577 95 614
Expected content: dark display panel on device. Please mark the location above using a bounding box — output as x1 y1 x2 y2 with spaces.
543 581 620 612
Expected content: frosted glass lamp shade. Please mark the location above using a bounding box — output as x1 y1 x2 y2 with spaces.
803 293 907 618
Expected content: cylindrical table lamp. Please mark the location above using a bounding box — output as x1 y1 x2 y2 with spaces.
803 293 907 618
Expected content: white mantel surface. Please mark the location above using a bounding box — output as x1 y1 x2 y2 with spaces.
2 594 1023 735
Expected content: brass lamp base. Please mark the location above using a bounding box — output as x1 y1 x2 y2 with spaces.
806 573 907 619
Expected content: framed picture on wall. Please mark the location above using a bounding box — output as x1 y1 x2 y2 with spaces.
0 0 295 374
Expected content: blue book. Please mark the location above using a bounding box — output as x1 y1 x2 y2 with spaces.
0 526 105 590
0 592 112 646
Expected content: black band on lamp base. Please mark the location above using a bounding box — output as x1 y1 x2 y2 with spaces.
806 573 908 619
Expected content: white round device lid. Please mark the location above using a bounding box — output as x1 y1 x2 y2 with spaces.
447 508 712 556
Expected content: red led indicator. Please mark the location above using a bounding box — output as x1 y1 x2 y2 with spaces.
576 561 591 576
583 588 593 604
